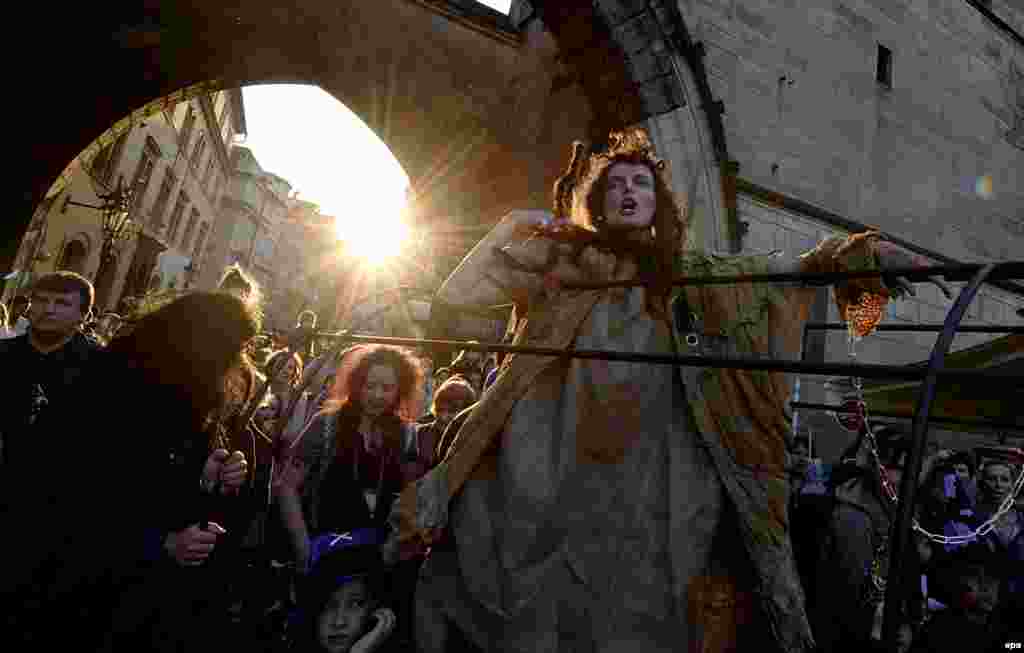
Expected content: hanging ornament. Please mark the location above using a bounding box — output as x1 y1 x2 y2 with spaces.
845 291 888 340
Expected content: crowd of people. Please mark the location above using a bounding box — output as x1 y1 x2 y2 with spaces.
1 128 1021 653
789 426 1023 653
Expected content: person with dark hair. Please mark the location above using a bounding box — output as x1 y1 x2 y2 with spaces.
289 310 320 360
286 530 398 653
0 271 100 471
942 459 1024 618
406 376 477 481
393 129 953 652
810 425 916 652
0 272 105 648
258 349 305 436
274 345 425 571
90 291 265 652
912 544 1017 653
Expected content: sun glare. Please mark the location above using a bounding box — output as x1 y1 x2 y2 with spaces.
335 191 410 267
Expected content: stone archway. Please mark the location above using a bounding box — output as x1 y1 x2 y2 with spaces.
9 0 731 268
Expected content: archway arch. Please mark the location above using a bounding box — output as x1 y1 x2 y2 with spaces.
9 0 731 267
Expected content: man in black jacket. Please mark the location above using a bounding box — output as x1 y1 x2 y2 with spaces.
0 271 106 647
0 271 100 458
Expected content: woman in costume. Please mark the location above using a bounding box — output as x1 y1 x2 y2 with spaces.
275 345 425 572
392 128 953 653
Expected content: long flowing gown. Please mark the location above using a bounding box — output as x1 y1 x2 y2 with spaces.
420 282 755 652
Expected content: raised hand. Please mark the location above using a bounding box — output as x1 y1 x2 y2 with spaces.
201 448 249 496
271 453 308 497
349 607 397 653
875 240 954 301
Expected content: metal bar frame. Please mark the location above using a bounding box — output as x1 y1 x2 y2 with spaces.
790 401 1023 433
305 261 1021 653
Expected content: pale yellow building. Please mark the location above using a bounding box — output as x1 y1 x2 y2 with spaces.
6 89 245 312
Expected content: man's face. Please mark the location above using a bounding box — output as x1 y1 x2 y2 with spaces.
982 464 1013 503
29 290 84 336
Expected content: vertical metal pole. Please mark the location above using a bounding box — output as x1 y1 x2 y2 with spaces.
792 322 809 443
881 264 995 651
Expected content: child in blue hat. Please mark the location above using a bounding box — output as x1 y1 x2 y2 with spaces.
286 530 398 653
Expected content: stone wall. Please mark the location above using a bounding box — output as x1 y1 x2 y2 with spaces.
647 0 1024 460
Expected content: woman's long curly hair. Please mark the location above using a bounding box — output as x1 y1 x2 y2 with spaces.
107 291 260 435
540 128 686 318
317 345 426 454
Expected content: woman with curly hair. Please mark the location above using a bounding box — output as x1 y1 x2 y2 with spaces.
274 344 425 572
394 128 953 653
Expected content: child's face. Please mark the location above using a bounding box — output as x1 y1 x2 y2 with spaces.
317 580 374 653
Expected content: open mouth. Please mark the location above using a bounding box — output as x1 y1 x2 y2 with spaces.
326 634 353 647
620 198 637 216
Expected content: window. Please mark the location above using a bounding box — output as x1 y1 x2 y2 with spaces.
221 114 232 146
167 191 189 244
129 137 162 216
149 168 178 227
203 156 216 191
192 222 210 259
180 208 200 252
181 104 197 150
90 132 128 186
191 131 207 170
876 44 893 88
214 91 227 125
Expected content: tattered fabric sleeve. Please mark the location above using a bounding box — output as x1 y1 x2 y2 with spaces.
675 232 889 653
676 231 889 543
389 232 888 558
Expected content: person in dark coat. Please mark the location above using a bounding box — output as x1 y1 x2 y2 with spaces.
93 291 263 653
811 425 914 652
0 272 105 649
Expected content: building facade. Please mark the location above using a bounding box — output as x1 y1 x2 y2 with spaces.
5 89 246 312
616 0 1024 457
200 146 294 328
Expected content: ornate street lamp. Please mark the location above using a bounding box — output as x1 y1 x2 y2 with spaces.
62 175 142 279
96 176 143 267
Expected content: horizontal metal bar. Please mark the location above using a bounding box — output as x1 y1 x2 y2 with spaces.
736 177 1024 300
560 261 1024 289
313 333 1018 381
791 401 1023 432
805 322 1024 334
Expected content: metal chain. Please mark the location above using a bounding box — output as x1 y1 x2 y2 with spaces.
847 333 1024 546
